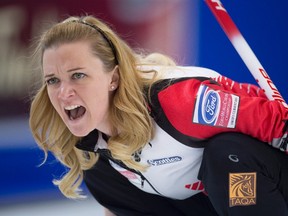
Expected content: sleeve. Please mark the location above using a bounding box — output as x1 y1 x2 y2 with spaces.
154 77 288 149
213 75 268 98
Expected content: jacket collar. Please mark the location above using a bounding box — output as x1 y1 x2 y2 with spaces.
75 129 109 152
75 129 99 152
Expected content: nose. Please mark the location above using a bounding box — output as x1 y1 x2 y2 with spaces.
58 82 75 100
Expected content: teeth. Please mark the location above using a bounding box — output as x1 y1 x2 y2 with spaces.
64 105 81 110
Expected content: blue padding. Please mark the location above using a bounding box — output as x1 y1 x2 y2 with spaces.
0 146 90 205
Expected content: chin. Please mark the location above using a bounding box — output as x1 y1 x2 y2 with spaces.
69 128 91 137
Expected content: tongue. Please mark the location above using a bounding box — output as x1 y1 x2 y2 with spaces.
70 106 86 120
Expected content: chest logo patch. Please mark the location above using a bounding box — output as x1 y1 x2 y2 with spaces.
147 156 182 166
229 172 257 207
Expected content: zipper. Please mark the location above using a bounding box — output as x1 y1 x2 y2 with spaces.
141 176 144 188
130 166 164 196
98 149 164 196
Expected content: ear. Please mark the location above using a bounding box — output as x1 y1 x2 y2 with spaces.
109 66 119 91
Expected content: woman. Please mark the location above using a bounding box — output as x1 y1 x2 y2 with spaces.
29 15 288 215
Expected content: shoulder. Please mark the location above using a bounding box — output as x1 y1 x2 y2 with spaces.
139 65 221 79
144 66 222 145
147 78 207 143
148 76 216 111
145 65 221 103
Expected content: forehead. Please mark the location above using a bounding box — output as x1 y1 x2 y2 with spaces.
42 41 102 74
43 41 93 59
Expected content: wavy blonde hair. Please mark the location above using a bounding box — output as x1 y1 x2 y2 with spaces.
29 15 176 199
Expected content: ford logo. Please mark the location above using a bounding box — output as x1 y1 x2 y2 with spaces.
202 90 219 123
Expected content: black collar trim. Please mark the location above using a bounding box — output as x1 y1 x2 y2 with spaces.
75 129 99 152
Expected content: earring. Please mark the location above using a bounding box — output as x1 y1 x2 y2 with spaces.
110 85 115 90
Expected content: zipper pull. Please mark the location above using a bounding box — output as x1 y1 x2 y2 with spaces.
141 176 144 188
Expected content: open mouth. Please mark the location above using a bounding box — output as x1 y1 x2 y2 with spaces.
64 105 86 120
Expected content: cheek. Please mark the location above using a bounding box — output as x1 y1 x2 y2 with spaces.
87 89 110 113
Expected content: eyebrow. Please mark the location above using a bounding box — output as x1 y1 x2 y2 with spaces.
44 67 85 79
67 67 85 72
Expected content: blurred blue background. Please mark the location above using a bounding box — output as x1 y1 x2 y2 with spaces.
0 0 287 215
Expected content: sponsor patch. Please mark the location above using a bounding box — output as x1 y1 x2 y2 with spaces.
193 84 239 128
229 172 257 207
147 156 182 166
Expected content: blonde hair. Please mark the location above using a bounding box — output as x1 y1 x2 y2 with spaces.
29 15 176 199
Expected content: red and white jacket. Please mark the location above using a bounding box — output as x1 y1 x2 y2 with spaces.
77 66 288 200
143 66 288 148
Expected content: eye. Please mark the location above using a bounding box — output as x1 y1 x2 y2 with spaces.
46 77 59 85
72 73 86 80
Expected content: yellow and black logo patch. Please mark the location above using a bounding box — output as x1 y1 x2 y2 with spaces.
229 172 257 207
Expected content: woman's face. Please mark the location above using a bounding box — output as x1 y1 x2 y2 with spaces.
42 41 118 137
